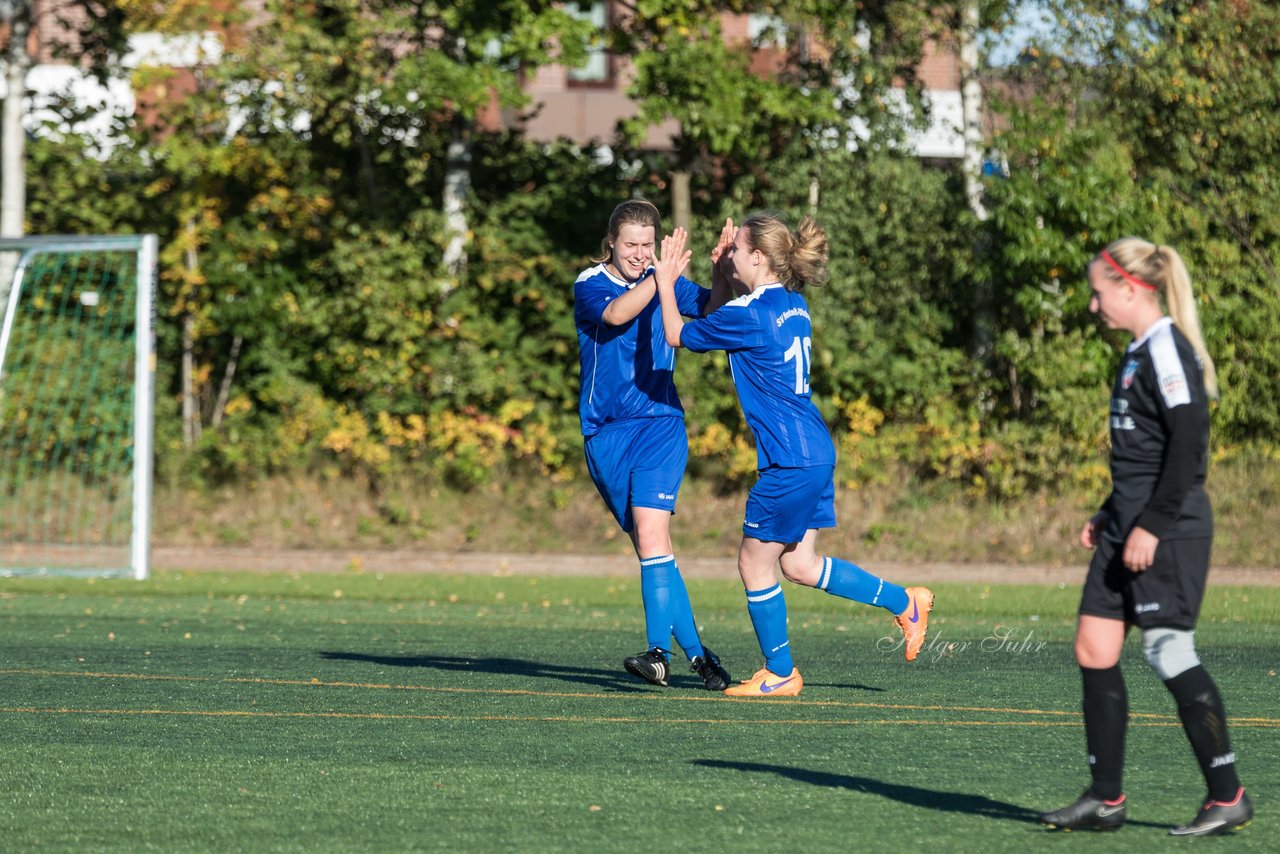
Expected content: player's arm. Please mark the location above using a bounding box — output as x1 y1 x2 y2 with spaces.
1135 402 1202 539
600 275 658 326
704 218 737 315
654 228 693 348
1123 397 1201 571
1080 509 1109 549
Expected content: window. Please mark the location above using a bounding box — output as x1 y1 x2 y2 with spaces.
567 2 611 86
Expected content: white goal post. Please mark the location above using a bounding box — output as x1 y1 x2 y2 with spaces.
0 235 158 579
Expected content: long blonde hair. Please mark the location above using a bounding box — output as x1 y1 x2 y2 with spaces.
741 211 829 291
1100 237 1219 399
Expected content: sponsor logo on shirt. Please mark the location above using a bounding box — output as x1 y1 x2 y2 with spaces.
657 492 674 500
775 307 811 327
1121 358 1140 389
1110 397 1135 431
745 521 760 528
1160 373 1186 398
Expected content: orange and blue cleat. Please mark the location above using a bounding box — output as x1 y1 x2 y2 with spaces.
893 586 934 662
723 666 804 697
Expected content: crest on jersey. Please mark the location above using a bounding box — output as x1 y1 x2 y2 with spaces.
1121 359 1140 389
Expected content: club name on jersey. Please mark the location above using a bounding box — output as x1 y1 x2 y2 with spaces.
775 307 810 327
1110 397 1135 431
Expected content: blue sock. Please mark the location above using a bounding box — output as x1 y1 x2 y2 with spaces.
640 555 679 656
668 561 705 661
817 556 909 615
745 583 794 676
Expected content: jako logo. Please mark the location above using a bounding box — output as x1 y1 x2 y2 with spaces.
1210 753 1236 768
1134 603 1161 613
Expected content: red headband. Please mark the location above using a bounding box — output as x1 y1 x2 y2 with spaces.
1100 249 1157 291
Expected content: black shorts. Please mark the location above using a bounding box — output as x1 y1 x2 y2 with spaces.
1078 536 1212 630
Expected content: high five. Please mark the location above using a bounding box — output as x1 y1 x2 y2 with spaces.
653 215 933 697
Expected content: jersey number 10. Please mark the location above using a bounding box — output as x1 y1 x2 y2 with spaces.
784 336 812 395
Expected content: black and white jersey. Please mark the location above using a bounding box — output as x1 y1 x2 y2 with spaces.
1101 317 1212 543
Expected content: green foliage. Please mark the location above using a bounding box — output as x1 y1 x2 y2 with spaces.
16 0 1280 504
999 0 1280 450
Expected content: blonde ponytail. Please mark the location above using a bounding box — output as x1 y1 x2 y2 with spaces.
741 211 830 291
1157 245 1218 400
1100 238 1219 400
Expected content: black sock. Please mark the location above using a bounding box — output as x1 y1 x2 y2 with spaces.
1164 665 1242 801
1081 665 1127 800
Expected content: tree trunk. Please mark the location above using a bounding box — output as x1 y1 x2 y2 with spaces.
441 115 472 291
181 228 201 447
211 334 242 429
0 2 32 315
671 170 691 232
958 0 987 222
958 0 994 372
182 314 199 447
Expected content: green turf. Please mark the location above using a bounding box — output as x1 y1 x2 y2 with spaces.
1 571 1276 852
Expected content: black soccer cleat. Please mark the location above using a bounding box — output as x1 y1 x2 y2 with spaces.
1038 790 1127 831
624 647 671 686
691 646 731 691
1169 788 1253 837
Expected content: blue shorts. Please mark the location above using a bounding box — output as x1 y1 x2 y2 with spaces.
743 465 836 543
584 416 688 533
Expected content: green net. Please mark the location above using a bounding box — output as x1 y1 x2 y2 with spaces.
0 237 156 577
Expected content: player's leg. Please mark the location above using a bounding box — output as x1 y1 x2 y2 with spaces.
625 417 729 690
775 477 931 661
724 534 800 697
727 466 831 696
1134 539 1251 836
1041 540 1131 831
585 423 674 686
627 507 728 689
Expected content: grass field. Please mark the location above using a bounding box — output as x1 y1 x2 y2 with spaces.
1 570 1276 852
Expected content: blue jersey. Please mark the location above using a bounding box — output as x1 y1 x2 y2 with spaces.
574 264 710 436
679 283 835 470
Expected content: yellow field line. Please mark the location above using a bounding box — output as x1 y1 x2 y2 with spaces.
4 668 1278 726
1 706 1278 728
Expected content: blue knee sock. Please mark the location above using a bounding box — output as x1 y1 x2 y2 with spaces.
745 583 793 676
668 561 705 660
817 556 909 615
640 555 682 656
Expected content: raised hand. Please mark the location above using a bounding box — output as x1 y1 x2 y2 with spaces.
709 217 735 266
655 226 692 288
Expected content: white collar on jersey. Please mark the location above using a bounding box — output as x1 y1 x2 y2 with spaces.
1127 315 1174 353
599 263 656 289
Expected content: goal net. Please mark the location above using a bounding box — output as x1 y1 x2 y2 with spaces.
0 235 157 579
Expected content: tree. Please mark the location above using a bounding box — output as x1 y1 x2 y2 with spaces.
1008 0 1280 444
614 1 954 214
1 0 130 309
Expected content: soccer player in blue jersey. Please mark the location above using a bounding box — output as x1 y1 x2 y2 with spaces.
652 214 933 697
574 199 735 691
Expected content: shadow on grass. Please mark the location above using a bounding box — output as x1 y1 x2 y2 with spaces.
692 759 1158 831
320 651 675 692
695 759 1171 830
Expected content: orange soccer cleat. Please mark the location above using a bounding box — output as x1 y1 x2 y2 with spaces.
723 666 804 697
893 586 934 662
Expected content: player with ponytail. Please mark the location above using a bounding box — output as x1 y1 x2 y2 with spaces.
1039 238 1252 836
652 212 933 698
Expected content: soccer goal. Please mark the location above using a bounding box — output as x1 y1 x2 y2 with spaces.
0 235 158 579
